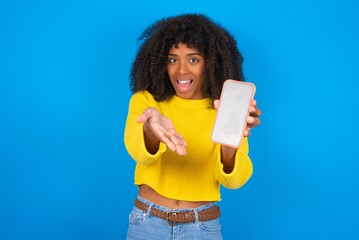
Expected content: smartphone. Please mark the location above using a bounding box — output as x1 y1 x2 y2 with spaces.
211 79 256 148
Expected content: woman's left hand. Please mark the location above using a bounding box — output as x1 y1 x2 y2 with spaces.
244 99 262 136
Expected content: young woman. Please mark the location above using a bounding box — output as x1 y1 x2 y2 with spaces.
124 13 262 239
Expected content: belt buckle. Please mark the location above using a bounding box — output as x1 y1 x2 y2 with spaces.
166 209 179 225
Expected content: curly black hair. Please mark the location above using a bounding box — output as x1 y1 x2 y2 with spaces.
130 13 244 102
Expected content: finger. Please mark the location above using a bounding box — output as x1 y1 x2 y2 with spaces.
249 100 262 117
251 99 257 107
137 113 148 123
249 107 262 118
157 130 183 153
137 108 153 123
248 115 261 128
175 134 187 155
162 135 186 155
243 127 251 137
247 116 255 125
169 133 187 155
175 143 187 155
160 135 177 152
176 134 187 147
213 99 220 110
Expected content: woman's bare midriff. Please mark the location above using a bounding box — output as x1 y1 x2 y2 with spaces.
138 184 213 209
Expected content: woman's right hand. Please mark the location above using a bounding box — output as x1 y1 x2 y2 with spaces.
137 107 187 155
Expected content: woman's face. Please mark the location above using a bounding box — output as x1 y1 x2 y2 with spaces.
167 43 205 99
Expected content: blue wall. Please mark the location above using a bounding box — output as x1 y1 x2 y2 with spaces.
1 0 358 239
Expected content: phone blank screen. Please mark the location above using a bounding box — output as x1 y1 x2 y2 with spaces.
211 80 255 147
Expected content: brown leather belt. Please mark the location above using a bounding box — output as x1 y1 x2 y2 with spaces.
134 198 220 224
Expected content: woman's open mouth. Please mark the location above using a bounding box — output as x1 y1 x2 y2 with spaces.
176 80 193 92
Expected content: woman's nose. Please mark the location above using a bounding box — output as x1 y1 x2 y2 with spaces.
177 62 188 74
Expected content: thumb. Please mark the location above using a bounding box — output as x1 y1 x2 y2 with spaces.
137 108 153 123
213 99 220 110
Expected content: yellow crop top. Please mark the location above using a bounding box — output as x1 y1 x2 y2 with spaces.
124 90 253 201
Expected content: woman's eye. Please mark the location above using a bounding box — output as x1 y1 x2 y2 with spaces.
190 58 199 63
168 58 177 63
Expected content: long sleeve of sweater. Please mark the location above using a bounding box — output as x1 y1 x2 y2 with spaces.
124 91 167 165
214 137 253 189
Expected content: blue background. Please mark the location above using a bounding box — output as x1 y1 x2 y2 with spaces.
1 0 358 239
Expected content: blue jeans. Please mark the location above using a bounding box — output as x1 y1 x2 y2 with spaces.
126 196 223 240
